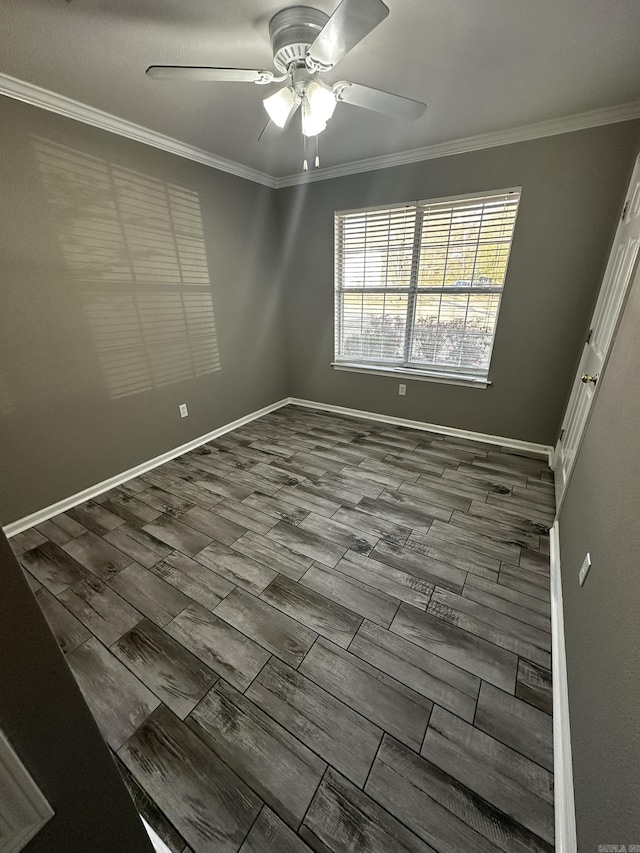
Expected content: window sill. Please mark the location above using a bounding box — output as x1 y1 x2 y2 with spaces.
331 362 491 389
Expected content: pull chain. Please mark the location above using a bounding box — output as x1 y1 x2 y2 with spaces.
302 135 320 172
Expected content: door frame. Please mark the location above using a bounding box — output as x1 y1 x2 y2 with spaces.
553 156 640 512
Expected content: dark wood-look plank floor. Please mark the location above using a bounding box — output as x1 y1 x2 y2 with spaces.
112 619 218 719
67 637 160 750
11 405 555 852
245 657 382 788
299 637 433 751
35 587 90 654
214 587 317 667
188 680 326 829
239 806 312 853
119 704 262 853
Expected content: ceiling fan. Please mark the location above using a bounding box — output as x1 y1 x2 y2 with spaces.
146 0 427 170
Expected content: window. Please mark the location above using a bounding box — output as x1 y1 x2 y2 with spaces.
334 188 521 385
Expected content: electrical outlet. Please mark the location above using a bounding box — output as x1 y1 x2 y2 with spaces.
398 383 406 396
579 552 592 586
179 403 188 418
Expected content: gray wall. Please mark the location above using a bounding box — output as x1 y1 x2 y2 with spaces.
2 90 640 851
0 530 154 852
0 96 286 526
2 101 638 527
278 121 640 446
558 257 640 848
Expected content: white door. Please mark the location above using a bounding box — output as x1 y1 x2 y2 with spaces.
554 155 640 508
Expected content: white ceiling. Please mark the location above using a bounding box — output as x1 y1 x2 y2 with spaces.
2 0 640 180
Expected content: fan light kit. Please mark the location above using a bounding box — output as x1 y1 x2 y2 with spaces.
147 0 427 171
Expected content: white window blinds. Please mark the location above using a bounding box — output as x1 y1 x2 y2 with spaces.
334 189 520 380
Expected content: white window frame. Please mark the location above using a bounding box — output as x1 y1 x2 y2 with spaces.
333 187 521 388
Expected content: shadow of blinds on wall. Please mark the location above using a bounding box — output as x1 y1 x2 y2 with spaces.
32 137 221 399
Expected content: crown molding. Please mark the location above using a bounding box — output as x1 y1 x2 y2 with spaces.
274 99 640 188
1 71 639 190
0 72 277 188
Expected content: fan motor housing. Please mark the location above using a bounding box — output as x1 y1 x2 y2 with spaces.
269 6 329 72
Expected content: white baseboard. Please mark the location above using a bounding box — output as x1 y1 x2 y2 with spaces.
4 395 553 538
288 397 554 461
4 393 571 845
2 398 289 538
141 817 172 853
550 520 577 853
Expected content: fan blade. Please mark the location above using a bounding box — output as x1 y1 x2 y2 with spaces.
258 101 301 142
335 81 426 119
281 99 301 129
306 0 389 71
146 66 270 83
258 118 272 143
